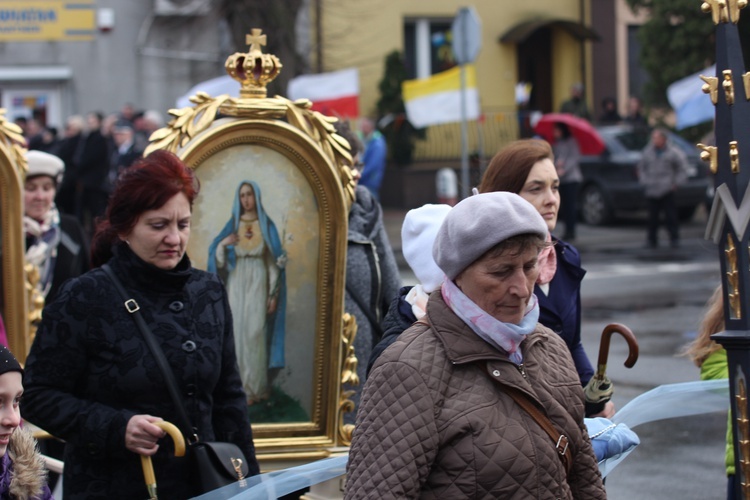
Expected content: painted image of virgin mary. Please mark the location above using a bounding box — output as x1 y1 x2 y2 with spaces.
208 181 287 404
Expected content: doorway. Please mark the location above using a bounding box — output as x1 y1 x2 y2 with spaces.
516 28 552 136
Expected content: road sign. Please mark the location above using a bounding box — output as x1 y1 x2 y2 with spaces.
451 7 482 65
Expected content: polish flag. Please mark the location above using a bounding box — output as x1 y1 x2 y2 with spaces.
287 68 359 118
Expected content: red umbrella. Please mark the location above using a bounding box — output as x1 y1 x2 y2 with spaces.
533 112 606 155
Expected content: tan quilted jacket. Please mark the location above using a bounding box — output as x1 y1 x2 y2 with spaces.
345 292 606 499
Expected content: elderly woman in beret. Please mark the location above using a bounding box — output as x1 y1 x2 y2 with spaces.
24 150 89 304
345 192 605 499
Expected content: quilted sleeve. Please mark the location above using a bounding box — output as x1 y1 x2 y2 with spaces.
345 360 439 499
568 418 607 499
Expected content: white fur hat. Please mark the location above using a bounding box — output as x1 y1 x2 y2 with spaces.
401 204 452 293
26 150 65 184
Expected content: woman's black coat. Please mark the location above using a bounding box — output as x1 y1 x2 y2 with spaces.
22 244 259 499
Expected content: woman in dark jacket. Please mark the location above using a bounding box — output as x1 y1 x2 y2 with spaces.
22 150 259 499
478 139 612 417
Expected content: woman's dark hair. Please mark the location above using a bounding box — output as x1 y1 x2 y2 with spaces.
478 139 554 195
90 150 199 267
484 233 550 260
554 122 571 139
333 120 363 158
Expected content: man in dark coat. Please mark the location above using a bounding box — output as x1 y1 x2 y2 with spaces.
107 124 142 191
74 112 111 232
55 115 85 216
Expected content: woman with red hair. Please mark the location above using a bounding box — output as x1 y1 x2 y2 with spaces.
21 150 259 499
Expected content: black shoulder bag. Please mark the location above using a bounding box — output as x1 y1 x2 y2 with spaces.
102 264 250 495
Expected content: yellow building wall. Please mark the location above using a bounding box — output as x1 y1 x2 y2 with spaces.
313 0 592 156
551 29 584 111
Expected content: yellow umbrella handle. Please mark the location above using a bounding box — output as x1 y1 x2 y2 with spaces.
140 421 188 499
155 421 186 456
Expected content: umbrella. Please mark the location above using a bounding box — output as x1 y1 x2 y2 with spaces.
141 421 186 500
584 323 639 416
533 112 606 155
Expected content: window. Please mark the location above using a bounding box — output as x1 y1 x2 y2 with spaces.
627 25 650 100
404 18 456 79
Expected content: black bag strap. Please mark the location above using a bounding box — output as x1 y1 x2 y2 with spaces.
101 263 199 443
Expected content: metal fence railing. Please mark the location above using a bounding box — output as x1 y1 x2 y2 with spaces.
411 108 521 161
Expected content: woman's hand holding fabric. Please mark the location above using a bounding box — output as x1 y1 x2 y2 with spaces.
221 233 239 247
125 415 166 456
267 295 277 315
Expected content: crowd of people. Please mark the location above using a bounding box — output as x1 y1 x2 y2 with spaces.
15 104 164 237
0 94 705 499
556 84 688 247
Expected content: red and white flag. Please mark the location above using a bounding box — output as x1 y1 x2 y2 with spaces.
287 68 359 118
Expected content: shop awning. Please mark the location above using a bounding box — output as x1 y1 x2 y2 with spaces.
0 66 72 81
499 18 600 44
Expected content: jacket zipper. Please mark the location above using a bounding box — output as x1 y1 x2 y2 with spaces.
517 363 527 379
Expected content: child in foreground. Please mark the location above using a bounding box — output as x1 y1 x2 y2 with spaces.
0 345 52 499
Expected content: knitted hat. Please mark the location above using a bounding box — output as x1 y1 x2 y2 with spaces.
0 345 22 377
401 204 451 293
26 150 65 185
432 192 547 280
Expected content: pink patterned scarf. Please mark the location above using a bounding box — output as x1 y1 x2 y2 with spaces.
441 278 539 364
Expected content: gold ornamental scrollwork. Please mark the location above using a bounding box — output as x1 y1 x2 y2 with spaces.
697 143 718 173
724 70 736 105
702 0 747 24
731 141 741 173
145 29 356 208
736 369 750 496
0 110 27 177
337 313 359 446
727 234 741 318
24 263 44 343
144 94 232 156
701 75 719 105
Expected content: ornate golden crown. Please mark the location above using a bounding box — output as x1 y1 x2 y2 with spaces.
225 28 283 99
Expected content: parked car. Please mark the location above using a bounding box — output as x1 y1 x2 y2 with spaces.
577 124 712 225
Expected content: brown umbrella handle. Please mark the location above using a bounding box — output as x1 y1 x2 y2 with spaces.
596 323 639 375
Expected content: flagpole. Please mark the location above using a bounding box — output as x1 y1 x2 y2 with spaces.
460 62 469 200
453 6 480 200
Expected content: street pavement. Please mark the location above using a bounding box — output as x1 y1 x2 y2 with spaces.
381 205 728 499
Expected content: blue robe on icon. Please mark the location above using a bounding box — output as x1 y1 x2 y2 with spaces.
208 181 286 372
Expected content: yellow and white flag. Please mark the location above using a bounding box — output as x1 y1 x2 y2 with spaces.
402 65 480 128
